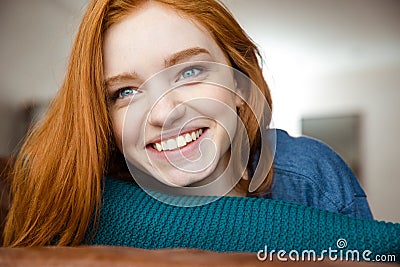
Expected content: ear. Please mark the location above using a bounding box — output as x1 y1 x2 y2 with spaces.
235 95 243 109
242 169 249 180
233 78 244 108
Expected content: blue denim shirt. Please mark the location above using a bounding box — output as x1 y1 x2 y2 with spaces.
252 129 373 219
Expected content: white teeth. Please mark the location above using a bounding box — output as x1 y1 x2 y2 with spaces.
167 139 177 150
151 129 204 152
155 143 162 152
161 141 168 151
185 133 192 142
177 136 187 148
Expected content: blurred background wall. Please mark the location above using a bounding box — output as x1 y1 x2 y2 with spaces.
0 0 399 222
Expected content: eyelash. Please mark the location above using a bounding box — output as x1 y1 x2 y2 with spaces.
176 66 205 82
110 87 139 101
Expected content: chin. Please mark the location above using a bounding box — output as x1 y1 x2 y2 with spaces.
157 167 215 188
159 175 205 187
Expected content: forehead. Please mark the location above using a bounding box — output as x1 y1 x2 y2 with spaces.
103 2 228 78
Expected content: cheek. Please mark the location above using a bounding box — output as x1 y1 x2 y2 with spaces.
201 88 238 116
110 110 124 150
111 107 146 151
210 91 239 136
195 89 239 134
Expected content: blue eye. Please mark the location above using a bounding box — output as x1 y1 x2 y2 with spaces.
179 67 203 80
111 87 139 101
119 88 137 98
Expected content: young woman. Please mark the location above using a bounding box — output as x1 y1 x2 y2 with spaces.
3 0 372 247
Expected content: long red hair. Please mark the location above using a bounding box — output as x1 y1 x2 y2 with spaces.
3 0 273 247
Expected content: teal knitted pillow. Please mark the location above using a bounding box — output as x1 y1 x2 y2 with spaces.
86 177 400 261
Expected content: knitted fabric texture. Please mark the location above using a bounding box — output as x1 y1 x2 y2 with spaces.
87 177 400 260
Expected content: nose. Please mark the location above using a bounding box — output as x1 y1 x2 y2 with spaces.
147 91 186 128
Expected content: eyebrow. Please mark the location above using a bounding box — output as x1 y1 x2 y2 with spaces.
104 47 211 88
105 72 139 88
164 47 211 67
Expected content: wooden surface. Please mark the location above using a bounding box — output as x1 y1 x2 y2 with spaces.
0 246 398 267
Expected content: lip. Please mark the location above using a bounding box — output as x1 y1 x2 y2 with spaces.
146 127 209 161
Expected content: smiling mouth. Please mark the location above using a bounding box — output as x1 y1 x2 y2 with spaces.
149 128 207 152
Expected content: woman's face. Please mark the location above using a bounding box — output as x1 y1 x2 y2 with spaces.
103 3 242 188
